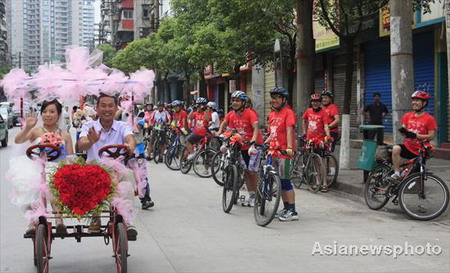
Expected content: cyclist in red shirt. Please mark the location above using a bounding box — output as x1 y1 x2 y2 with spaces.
321 90 340 151
391 91 437 180
171 100 189 144
266 87 298 222
302 93 332 144
216 91 263 207
186 97 211 160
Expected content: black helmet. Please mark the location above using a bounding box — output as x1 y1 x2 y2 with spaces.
269 87 289 97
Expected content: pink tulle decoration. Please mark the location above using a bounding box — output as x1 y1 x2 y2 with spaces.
25 201 51 223
111 197 136 224
127 160 147 198
32 64 65 101
0 68 33 100
122 69 155 102
101 157 129 180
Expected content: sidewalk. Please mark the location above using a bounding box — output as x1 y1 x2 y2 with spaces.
331 144 450 197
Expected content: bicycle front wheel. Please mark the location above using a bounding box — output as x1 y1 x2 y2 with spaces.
323 154 338 188
364 163 391 210
399 173 449 221
306 153 325 193
222 165 238 213
165 144 182 170
290 153 306 189
179 145 192 174
254 173 281 227
193 148 216 178
211 151 227 186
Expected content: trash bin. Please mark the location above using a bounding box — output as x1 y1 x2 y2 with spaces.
358 125 385 182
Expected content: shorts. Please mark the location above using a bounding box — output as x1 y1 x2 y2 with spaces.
272 158 292 179
399 144 417 160
240 149 262 173
330 132 340 152
186 133 203 145
150 130 167 145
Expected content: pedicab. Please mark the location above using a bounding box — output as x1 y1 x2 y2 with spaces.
24 143 134 273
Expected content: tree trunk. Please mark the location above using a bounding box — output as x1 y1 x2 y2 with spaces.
184 73 191 103
199 71 207 98
342 38 355 115
296 0 315 135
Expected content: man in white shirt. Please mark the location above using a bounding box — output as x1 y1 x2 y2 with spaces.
78 94 138 239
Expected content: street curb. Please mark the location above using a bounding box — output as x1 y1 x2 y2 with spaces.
334 180 364 197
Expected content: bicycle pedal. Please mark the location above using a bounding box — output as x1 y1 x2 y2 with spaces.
392 200 399 206
239 195 246 201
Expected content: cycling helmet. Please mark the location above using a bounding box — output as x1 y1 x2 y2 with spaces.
196 97 208 105
269 87 289 98
231 90 248 102
171 100 182 107
310 93 322 101
321 90 333 98
156 101 164 106
207 101 217 109
411 91 430 100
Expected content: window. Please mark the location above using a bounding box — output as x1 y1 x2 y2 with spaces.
122 10 133 19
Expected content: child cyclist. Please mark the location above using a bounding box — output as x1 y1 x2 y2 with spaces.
267 87 298 221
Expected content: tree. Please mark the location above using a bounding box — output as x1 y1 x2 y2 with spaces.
96 44 117 67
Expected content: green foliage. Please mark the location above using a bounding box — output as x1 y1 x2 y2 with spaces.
96 44 117 67
0 61 11 79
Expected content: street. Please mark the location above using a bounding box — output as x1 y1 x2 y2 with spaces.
1 128 449 273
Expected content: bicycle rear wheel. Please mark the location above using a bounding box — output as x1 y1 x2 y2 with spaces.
323 154 338 188
399 173 449 220
364 163 391 210
211 151 227 186
165 144 182 170
179 146 192 174
306 153 324 193
114 223 128 273
222 165 238 213
193 148 216 178
153 137 161 164
254 173 281 227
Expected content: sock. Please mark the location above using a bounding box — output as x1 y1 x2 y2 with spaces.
283 202 289 210
287 204 296 213
395 171 400 176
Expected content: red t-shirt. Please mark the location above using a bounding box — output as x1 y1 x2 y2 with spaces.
173 110 188 130
322 104 339 133
193 111 211 136
225 108 263 150
401 112 437 155
268 106 296 158
302 108 331 142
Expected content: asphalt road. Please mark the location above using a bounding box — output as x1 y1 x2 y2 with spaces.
1 127 449 273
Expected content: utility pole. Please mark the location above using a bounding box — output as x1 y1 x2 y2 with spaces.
296 0 314 134
390 0 414 144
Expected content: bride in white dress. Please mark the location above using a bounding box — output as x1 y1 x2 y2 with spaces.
10 99 74 234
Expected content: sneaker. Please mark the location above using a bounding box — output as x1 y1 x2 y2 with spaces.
242 194 255 207
275 209 287 218
127 225 138 240
390 173 402 181
187 152 197 161
158 157 164 163
278 210 299 222
202 169 210 176
321 186 329 193
141 198 155 209
88 217 101 233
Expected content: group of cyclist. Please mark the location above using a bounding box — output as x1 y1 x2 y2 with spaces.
138 85 437 222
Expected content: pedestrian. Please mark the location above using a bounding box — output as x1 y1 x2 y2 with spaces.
63 106 71 133
363 92 389 145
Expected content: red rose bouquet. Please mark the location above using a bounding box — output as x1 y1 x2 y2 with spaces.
49 157 115 219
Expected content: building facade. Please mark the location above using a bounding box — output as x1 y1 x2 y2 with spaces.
7 0 95 71
0 0 7 63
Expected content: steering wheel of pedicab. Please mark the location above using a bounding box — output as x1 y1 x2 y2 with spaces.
26 144 61 161
98 144 130 159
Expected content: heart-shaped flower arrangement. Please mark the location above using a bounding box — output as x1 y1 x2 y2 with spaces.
49 158 115 219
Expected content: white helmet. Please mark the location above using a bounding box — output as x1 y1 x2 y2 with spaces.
207 101 217 109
